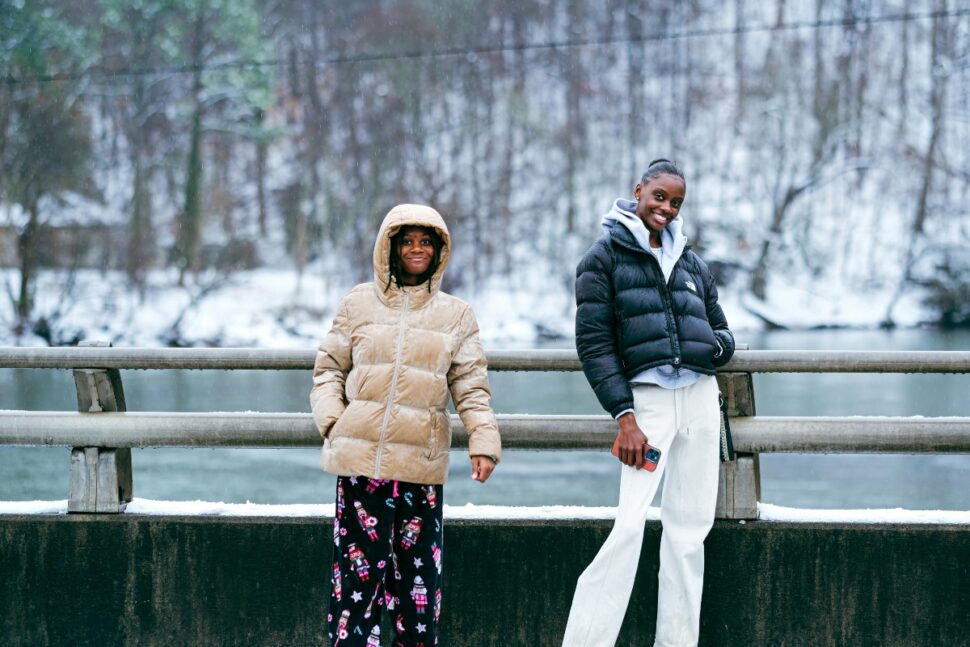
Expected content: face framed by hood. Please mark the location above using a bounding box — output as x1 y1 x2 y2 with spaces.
373 204 452 304
389 225 445 288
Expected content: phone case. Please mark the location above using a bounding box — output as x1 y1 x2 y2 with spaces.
611 438 661 471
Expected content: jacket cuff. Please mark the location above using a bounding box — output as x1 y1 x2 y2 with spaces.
610 403 635 419
468 426 502 463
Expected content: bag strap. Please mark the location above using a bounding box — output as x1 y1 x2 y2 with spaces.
718 392 736 462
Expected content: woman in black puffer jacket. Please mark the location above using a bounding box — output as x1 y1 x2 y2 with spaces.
562 159 735 647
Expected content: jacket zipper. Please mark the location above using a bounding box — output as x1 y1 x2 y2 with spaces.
374 291 410 477
612 231 686 365
659 269 682 366
643 245 683 366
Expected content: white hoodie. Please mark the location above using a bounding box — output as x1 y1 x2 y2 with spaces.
600 198 687 282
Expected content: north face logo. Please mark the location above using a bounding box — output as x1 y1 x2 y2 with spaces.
685 280 697 292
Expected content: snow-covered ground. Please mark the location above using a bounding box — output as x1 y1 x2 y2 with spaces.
0 262 932 349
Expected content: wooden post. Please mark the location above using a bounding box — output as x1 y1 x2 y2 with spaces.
715 372 761 520
67 341 132 513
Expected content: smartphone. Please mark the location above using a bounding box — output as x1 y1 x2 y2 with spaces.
611 439 662 472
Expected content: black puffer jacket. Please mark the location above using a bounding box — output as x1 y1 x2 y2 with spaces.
575 222 735 418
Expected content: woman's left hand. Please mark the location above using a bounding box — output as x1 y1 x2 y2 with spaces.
470 455 496 483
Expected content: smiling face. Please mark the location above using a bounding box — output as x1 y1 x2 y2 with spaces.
633 174 686 245
394 225 438 285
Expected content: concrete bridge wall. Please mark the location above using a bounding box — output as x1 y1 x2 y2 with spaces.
1 515 968 646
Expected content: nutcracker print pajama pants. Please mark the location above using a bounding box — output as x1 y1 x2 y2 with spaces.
328 475 444 647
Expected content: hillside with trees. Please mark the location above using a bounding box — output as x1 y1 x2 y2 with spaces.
1 0 968 345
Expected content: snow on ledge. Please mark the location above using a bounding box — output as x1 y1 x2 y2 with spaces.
125 499 334 517
0 498 629 519
1 499 969 524
0 500 69 515
757 503 970 524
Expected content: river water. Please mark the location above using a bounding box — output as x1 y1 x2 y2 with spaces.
2 329 968 510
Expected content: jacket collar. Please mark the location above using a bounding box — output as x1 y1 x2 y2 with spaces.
606 221 693 258
606 220 651 255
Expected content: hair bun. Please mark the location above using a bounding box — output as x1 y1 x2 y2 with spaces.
648 158 672 167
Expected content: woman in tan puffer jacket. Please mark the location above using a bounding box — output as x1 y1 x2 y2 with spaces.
311 203 500 646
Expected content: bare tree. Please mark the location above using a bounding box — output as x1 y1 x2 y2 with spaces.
883 1 951 325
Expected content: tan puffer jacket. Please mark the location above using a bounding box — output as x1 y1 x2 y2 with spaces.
310 204 501 484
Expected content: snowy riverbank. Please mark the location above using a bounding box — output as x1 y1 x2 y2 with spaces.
0 265 933 349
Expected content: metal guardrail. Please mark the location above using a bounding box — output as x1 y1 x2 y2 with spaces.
1 346 969 517
2 347 970 372
2 412 970 452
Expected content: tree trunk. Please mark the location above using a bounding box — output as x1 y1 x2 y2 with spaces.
255 108 268 236
733 0 746 126
297 2 325 279
177 10 206 286
750 186 797 300
15 202 40 332
178 104 204 286
882 3 948 325
127 151 152 297
563 0 585 235
124 15 157 297
896 12 910 136
626 0 644 175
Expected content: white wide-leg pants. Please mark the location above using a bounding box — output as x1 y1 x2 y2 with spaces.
561 376 721 647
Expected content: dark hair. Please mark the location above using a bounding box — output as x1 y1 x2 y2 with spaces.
386 226 445 292
640 158 685 185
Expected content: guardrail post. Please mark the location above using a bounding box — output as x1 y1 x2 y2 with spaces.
715 372 761 519
68 341 132 514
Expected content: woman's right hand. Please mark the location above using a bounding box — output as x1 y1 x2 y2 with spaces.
615 412 649 469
